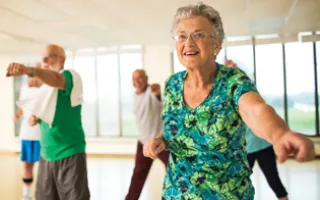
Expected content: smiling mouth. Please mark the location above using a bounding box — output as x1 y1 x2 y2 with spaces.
184 51 199 56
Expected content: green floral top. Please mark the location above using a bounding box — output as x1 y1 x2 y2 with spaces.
162 63 257 200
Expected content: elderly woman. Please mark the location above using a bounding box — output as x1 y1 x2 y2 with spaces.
143 2 315 200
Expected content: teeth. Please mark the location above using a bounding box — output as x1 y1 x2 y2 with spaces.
185 52 197 55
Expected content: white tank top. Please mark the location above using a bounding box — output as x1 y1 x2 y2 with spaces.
19 85 41 141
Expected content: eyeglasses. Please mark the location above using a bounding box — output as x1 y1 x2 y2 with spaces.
172 32 214 43
42 54 58 60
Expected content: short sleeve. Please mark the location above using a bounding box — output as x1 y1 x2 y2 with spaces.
60 70 73 96
228 68 258 110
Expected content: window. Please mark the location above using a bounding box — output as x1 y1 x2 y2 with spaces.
285 42 316 135
256 44 285 118
119 53 142 137
97 54 120 137
172 50 185 73
317 41 320 134
226 45 254 80
14 76 28 136
73 51 143 137
74 56 97 136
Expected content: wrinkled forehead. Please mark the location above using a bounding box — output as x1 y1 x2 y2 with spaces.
175 16 214 34
41 45 65 57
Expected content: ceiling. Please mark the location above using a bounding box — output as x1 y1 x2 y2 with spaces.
0 0 319 53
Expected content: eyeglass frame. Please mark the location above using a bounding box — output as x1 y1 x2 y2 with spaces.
172 31 215 43
42 53 60 61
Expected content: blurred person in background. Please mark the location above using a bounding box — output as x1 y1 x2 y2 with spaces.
125 69 169 200
14 62 42 200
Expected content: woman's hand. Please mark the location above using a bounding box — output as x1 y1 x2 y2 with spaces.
273 131 315 163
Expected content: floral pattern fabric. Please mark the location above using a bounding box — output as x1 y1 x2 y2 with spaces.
162 63 258 200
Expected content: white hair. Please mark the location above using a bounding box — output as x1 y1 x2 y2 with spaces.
172 2 225 42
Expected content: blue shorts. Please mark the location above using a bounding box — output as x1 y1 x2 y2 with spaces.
20 140 41 163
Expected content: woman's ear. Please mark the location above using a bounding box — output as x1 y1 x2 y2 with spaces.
213 40 222 56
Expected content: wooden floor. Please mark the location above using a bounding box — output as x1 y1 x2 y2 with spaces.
0 154 319 200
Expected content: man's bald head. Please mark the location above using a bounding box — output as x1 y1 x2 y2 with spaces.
44 44 66 57
132 69 148 94
41 44 66 72
133 69 147 78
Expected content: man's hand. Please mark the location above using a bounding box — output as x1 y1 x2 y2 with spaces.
28 115 40 126
7 62 66 90
150 83 161 96
6 63 29 77
13 109 23 122
143 137 167 159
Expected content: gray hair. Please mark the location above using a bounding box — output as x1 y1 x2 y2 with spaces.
172 2 225 42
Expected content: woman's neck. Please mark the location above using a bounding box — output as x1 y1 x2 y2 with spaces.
185 62 217 88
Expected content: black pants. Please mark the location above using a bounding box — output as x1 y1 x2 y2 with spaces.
247 146 288 198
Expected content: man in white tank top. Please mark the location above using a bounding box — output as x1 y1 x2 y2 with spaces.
14 68 41 200
125 69 169 200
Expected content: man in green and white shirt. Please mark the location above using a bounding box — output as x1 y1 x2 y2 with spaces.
7 44 90 200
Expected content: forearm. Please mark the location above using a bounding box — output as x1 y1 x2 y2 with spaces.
27 67 66 90
241 103 290 144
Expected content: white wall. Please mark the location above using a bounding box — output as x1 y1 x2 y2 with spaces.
0 56 15 151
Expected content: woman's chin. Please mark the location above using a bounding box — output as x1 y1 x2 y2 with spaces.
183 62 201 70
